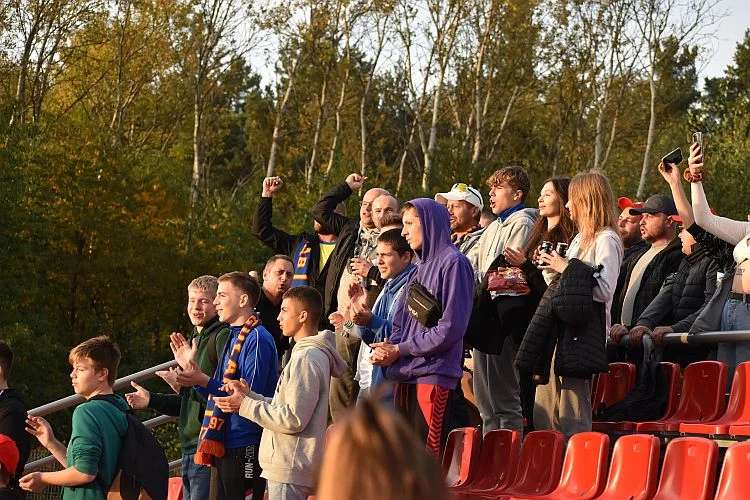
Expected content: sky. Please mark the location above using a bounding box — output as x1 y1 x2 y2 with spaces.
698 0 749 80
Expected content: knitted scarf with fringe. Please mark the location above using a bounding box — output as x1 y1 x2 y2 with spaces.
194 313 260 465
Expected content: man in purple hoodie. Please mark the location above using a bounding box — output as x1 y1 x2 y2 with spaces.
371 199 474 456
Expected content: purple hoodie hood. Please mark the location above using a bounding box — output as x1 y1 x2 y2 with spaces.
386 198 475 388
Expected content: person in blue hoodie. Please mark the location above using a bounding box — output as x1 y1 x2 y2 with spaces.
350 229 415 402
371 199 474 457
173 271 278 500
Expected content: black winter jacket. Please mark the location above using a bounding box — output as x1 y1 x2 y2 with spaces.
253 196 331 297
611 238 683 326
516 259 609 381
636 246 719 333
0 388 30 486
311 182 360 318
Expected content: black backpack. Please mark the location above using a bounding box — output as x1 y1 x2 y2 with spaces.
596 360 670 422
91 395 169 500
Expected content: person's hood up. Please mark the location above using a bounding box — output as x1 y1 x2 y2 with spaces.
295 330 347 378
408 198 453 263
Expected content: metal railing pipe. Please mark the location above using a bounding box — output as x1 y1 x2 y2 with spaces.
614 330 750 346
29 360 178 416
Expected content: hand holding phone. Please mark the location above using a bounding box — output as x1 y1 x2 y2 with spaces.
661 148 683 172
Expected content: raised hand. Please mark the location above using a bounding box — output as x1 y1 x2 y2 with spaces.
170 332 197 370
175 360 210 388
25 415 55 448
156 367 182 394
658 161 681 186
125 381 151 409
329 311 345 330
688 142 704 176
351 299 373 327
262 176 283 197
345 173 367 191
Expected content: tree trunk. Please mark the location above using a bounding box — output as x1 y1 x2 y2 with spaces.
637 69 657 199
307 75 327 191
191 79 202 206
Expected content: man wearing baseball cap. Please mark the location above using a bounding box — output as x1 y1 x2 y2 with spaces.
435 182 485 269
0 434 21 500
609 194 683 358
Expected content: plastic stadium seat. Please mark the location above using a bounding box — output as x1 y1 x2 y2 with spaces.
450 429 521 494
636 361 726 432
594 361 681 432
651 437 719 500
594 434 660 500
591 363 635 412
458 430 564 500
442 426 482 488
714 441 750 500
681 361 750 435
508 432 609 500
167 476 183 500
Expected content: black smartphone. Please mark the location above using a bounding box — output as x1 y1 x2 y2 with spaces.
661 148 683 172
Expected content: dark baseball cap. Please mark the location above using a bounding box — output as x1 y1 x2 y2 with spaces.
629 194 677 216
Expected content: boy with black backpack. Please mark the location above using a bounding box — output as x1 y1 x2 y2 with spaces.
20 336 167 500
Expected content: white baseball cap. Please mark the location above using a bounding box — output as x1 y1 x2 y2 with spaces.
435 182 484 210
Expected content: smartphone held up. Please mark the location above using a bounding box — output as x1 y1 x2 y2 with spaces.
661 148 683 172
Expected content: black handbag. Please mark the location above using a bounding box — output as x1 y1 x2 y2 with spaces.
406 281 442 327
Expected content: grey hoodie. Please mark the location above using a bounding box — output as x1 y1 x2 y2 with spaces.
239 329 346 488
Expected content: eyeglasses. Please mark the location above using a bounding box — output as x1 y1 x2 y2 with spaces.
360 201 373 208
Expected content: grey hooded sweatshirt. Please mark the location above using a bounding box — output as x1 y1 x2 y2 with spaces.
238 329 346 488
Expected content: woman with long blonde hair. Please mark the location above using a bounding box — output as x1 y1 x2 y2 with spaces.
316 399 448 500
527 170 623 439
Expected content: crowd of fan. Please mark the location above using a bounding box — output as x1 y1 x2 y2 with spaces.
0 138 747 500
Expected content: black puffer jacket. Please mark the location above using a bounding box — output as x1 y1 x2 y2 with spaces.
311 182 359 319
636 246 719 333
516 259 609 381
611 238 683 326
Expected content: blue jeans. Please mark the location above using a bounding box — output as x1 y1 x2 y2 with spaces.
182 453 211 500
718 299 750 392
266 481 311 500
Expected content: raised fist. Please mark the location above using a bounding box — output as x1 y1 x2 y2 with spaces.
262 177 283 197
345 173 368 191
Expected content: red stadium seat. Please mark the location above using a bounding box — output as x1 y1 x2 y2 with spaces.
651 437 719 500
594 434 660 500
681 361 750 435
457 430 564 500
592 363 635 411
508 432 609 500
714 441 750 500
450 429 520 494
442 426 482 488
595 361 681 432
636 361 726 432
167 476 183 500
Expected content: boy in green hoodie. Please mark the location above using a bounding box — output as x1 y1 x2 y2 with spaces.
126 275 230 500
214 286 346 500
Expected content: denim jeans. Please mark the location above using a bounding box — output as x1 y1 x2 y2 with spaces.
266 481 311 500
182 453 211 500
718 299 750 392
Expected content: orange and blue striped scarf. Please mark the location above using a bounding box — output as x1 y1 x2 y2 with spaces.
291 239 312 287
194 313 260 465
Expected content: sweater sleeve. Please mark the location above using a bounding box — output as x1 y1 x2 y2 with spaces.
238 354 322 434
397 260 474 357
147 393 182 417
692 182 750 245
355 314 390 345
591 231 623 304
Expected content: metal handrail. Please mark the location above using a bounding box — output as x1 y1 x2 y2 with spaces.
614 329 750 345
29 360 178 417
24 359 180 474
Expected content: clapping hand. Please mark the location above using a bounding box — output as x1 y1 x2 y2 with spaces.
170 332 197 370
214 379 251 413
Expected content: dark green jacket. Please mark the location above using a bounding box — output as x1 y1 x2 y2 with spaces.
149 316 230 454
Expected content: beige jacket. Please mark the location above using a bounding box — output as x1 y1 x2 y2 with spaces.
239 330 346 488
